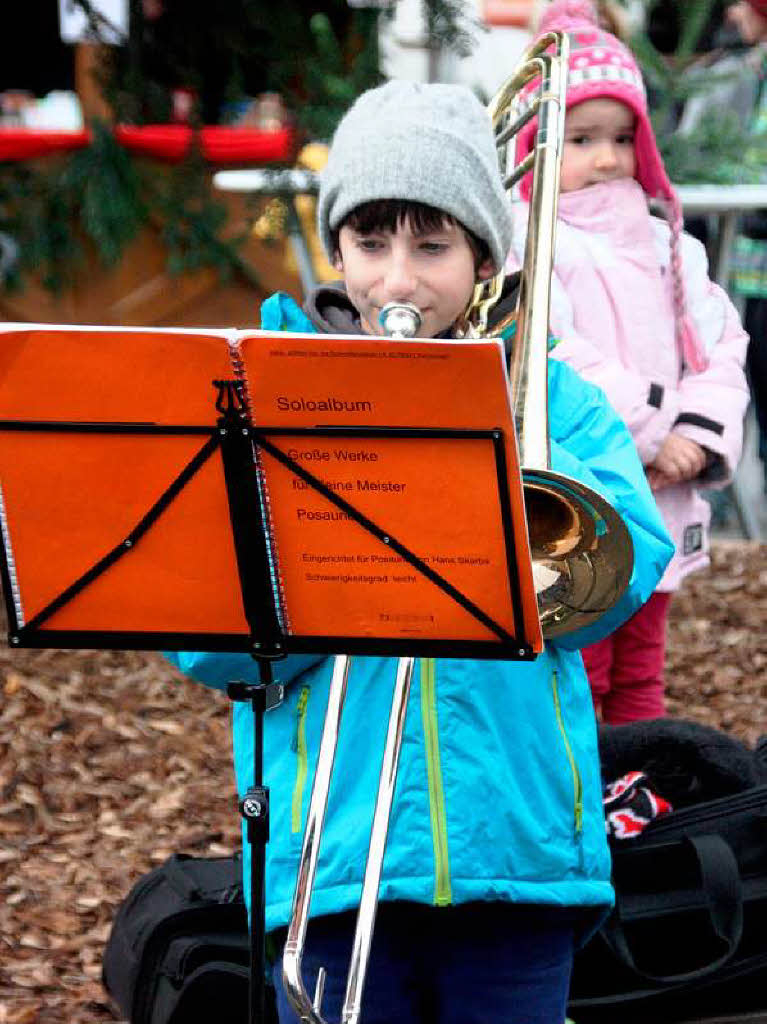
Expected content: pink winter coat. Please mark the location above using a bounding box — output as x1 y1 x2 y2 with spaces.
508 178 749 591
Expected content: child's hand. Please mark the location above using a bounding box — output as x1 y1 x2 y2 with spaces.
646 466 675 492
647 434 707 489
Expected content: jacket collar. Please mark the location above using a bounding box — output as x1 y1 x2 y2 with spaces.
557 178 650 244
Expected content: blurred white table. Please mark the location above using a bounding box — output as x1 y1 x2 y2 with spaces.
675 184 767 541
675 183 767 288
213 175 767 298
213 168 321 294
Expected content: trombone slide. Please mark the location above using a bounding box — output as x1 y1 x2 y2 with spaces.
282 655 415 1024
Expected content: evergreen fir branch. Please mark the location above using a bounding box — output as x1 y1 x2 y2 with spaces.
675 0 718 59
660 112 767 184
626 0 761 182
628 31 675 89
143 143 260 288
62 121 146 265
297 10 383 140
0 135 260 294
0 122 145 290
423 0 478 58
0 165 84 293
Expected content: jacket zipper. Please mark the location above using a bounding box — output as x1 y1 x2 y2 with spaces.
291 685 310 833
420 658 452 905
551 671 583 835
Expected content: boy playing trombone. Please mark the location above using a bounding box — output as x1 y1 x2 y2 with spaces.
168 79 673 1023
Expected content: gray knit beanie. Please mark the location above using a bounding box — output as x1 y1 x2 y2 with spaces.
318 80 512 272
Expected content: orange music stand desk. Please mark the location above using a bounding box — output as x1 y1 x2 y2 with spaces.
0 323 541 660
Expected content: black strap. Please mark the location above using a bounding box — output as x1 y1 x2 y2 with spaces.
600 834 743 985
674 411 725 435
569 947 767 1010
163 854 203 902
648 382 664 409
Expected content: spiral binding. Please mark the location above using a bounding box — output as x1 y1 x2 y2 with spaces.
0 483 24 628
228 338 291 636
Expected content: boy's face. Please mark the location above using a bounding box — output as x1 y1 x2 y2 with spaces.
560 98 637 194
335 219 494 338
727 1 767 43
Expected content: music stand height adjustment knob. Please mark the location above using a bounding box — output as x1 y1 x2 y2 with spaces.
240 786 270 842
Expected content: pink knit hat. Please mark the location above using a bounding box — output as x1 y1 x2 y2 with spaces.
516 0 707 372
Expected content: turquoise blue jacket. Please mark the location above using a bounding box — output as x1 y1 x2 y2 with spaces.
168 291 673 935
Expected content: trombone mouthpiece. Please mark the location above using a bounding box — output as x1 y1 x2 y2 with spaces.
378 302 422 339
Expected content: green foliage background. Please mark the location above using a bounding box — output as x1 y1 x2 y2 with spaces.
1 0 471 293
626 0 766 183
4 0 763 294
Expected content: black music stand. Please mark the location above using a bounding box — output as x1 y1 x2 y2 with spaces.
0 358 537 1024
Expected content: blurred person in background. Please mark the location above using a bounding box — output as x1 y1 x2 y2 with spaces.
679 0 767 492
726 0 767 493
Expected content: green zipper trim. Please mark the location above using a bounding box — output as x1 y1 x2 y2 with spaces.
551 671 583 834
420 657 452 905
291 685 310 833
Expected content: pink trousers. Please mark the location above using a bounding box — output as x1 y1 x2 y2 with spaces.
581 591 672 725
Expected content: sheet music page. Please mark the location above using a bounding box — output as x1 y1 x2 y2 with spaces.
239 331 541 651
0 325 245 635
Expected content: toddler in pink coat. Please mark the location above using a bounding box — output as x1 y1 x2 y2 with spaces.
508 0 750 724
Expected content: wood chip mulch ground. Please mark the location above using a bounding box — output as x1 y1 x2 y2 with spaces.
1 540 765 1023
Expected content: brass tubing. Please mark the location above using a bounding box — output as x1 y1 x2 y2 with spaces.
342 656 415 1023
282 654 351 1022
282 656 416 1023
509 43 566 472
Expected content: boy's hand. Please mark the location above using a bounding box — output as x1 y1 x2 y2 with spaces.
647 434 707 490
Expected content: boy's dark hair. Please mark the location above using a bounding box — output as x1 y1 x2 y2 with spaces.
330 200 492 272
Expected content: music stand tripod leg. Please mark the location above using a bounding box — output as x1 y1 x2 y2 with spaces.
216 378 287 1022
228 669 273 1024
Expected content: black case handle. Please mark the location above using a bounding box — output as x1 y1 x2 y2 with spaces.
601 833 744 985
163 853 203 901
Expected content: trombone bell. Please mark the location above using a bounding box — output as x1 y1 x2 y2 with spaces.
524 469 632 637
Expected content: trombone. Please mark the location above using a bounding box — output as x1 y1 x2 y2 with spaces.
463 30 634 636
282 31 633 1023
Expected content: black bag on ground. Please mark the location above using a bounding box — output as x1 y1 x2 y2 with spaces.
102 851 271 1024
568 722 767 1023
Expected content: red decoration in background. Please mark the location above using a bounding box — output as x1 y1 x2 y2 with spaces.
0 126 294 165
113 125 295 164
483 0 534 27
0 130 91 161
